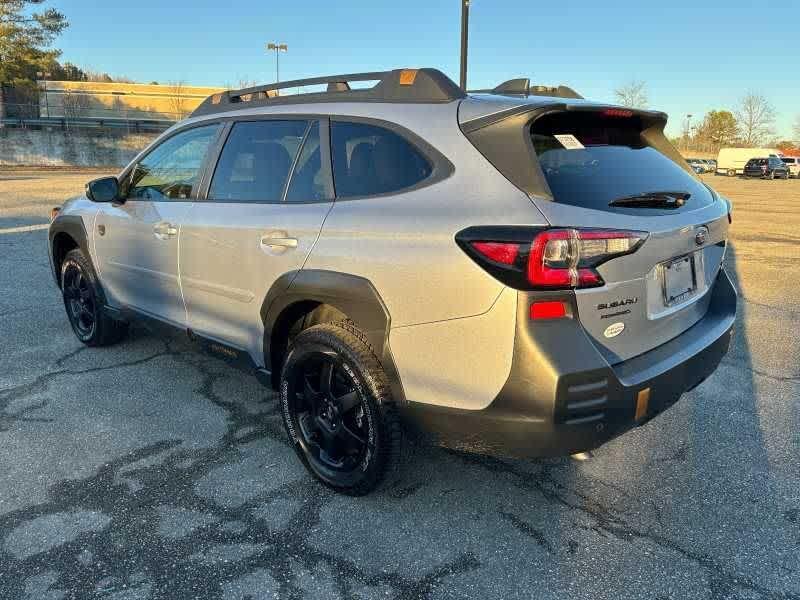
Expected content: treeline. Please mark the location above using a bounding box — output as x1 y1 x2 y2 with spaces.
0 0 138 115
615 81 800 154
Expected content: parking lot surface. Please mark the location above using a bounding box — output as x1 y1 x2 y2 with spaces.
1 170 798 600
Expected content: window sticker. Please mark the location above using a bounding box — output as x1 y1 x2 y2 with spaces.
553 134 585 150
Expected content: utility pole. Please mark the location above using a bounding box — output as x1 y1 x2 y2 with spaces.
266 42 288 89
459 0 470 90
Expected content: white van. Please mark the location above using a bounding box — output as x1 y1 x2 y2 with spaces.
781 157 800 178
716 148 782 176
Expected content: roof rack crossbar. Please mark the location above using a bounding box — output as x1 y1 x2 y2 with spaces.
191 68 465 117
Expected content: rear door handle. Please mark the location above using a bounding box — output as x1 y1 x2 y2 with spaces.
260 234 298 250
153 221 178 240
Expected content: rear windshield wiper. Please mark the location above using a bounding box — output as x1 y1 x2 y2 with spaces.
608 191 690 209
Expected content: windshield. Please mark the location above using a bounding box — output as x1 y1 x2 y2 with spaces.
530 112 715 212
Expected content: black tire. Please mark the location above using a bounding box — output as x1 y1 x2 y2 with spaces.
769 171 775 180
280 321 402 496
60 249 127 346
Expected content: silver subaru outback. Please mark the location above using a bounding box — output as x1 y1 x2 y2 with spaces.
48 68 736 495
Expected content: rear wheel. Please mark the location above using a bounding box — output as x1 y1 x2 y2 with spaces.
280 321 402 496
61 249 127 346
728 169 737 177
769 171 775 180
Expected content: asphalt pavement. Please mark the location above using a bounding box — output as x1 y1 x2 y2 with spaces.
0 171 798 600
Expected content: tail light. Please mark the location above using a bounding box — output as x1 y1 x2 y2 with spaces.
457 227 647 290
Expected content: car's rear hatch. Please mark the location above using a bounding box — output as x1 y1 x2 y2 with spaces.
460 98 730 364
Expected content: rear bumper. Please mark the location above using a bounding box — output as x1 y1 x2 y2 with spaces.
402 268 736 458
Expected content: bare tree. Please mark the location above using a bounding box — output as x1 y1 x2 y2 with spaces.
735 93 775 147
61 88 90 124
794 114 800 144
166 80 188 121
614 80 648 109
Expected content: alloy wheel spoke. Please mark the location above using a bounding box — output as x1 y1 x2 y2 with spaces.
303 375 322 403
319 361 334 396
338 422 366 448
335 390 361 414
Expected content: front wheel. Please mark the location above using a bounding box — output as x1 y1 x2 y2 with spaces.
280 321 402 496
61 249 127 346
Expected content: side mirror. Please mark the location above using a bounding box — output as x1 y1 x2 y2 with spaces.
86 177 120 203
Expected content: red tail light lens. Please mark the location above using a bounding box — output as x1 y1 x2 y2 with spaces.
470 241 519 265
458 227 647 291
528 229 646 288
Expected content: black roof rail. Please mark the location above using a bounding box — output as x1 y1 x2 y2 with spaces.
469 78 583 100
191 68 465 117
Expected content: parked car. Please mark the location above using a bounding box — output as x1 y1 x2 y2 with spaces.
716 147 782 176
686 158 708 173
743 157 790 179
781 156 800 178
48 68 736 495
701 159 716 172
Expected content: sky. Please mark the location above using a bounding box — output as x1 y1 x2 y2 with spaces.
47 0 800 139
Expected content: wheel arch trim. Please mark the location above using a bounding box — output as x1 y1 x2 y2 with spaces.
261 270 406 404
49 215 96 291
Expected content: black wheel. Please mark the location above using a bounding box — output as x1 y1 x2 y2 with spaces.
280 321 402 496
61 249 127 346
769 171 775 180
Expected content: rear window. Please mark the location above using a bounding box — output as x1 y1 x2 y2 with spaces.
782 157 796 164
331 122 432 198
746 158 767 166
530 112 714 212
209 120 308 203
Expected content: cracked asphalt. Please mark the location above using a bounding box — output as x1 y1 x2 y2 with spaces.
0 169 798 600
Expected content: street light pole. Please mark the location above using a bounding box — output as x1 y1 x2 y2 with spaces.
459 0 470 90
37 71 52 119
685 113 693 151
266 42 288 88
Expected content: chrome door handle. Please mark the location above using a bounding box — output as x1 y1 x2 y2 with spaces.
153 221 178 240
260 235 298 249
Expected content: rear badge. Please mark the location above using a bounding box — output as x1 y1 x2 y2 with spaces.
603 322 625 338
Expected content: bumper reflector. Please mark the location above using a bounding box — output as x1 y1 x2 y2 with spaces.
635 387 650 421
530 301 567 320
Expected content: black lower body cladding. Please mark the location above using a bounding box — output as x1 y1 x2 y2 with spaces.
402 269 737 458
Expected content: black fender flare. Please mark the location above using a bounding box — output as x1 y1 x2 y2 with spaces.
48 215 92 288
261 270 406 404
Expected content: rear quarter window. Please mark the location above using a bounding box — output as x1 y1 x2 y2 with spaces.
330 121 432 198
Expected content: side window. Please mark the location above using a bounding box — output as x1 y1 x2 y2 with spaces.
331 121 433 198
208 120 309 202
126 124 220 201
285 122 333 202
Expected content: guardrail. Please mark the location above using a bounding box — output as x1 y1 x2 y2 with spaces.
1 116 174 133
0 102 180 133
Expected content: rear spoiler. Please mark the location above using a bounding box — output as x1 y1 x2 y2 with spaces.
461 102 668 134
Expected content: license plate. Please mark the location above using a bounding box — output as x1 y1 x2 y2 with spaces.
662 254 697 306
